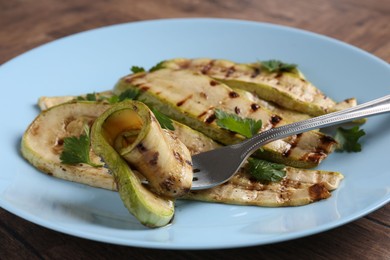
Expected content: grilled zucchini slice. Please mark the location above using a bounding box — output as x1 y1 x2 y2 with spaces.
162 58 347 116
114 69 336 168
22 100 343 209
22 101 176 227
184 166 343 207
21 101 115 189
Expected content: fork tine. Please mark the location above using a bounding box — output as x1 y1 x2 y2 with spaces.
190 94 390 191
190 146 246 190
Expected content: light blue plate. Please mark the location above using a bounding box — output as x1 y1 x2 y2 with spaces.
0 18 389 249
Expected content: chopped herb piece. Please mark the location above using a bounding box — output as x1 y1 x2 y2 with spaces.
77 92 98 101
335 126 366 152
85 93 97 101
215 109 262 138
77 92 111 102
151 108 175 130
131 66 146 73
100 89 140 104
118 88 140 101
248 158 286 183
261 60 297 73
60 125 102 167
149 61 165 72
107 95 120 104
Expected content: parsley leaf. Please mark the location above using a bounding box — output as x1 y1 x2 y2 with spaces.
117 88 140 101
85 93 98 101
151 108 175 130
77 92 98 101
76 90 139 104
215 109 262 138
131 66 145 73
107 95 120 104
248 158 286 183
60 125 102 167
77 92 114 102
149 61 165 72
335 126 366 152
261 60 297 73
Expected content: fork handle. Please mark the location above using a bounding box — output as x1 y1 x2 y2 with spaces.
239 94 390 159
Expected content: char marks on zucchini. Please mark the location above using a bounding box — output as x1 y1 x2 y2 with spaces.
114 68 336 168
22 95 344 211
162 58 345 116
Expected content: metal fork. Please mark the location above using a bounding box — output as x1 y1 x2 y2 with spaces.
190 94 390 190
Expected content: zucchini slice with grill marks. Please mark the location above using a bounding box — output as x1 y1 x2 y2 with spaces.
21 101 176 227
21 99 343 210
184 166 343 207
21 101 115 189
114 69 337 168
232 88 313 123
162 58 349 116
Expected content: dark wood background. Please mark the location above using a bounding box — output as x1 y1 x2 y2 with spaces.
1 0 389 259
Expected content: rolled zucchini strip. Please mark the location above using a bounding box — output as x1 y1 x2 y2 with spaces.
94 100 193 198
91 102 179 227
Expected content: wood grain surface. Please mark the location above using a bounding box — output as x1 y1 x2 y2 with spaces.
1 0 389 259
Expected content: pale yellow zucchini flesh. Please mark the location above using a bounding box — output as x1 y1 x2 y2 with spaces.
91 101 176 227
233 88 313 123
21 102 116 190
114 69 337 168
184 167 343 207
22 97 343 208
20 53 354 227
162 58 353 116
22 101 178 227
98 101 193 198
38 91 114 110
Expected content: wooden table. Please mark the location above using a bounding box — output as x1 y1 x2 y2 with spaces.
1 0 389 258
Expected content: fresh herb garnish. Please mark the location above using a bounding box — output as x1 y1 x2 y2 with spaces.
106 95 120 104
60 125 102 167
107 89 141 103
151 108 175 130
131 66 145 73
76 89 140 104
215 109 262 138
248 158 286 183
335 126 366 152
117 88 140 101
77 92 99 101
85 93 97 101
261 60 297 73
149 61 165 72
